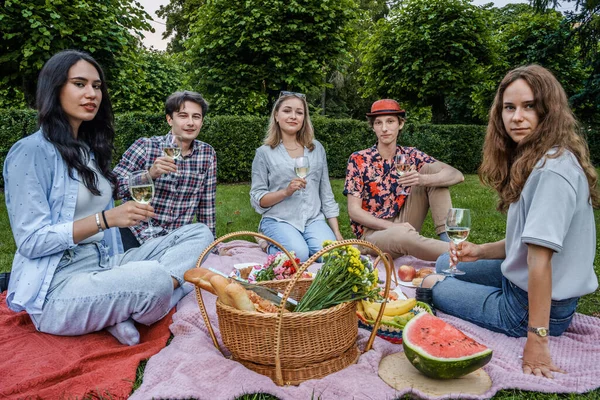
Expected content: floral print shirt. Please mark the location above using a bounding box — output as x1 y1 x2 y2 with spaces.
343 145 435 238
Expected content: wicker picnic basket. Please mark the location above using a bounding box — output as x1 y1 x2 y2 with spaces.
189 231 393 386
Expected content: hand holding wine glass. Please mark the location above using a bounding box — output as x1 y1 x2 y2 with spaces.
163 134 182 177
293 156 310 193
442 208 471 275
128 170 163 238
395 153 411 195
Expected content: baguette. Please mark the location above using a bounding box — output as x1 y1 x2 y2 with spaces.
210 275 234 306
225 282 256 312
183 268 217 295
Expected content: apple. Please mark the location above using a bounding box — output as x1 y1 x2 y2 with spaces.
398 265 416 282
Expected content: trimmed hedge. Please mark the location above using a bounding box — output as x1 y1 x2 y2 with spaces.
1 109 598 186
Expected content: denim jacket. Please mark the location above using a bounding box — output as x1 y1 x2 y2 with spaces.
3 131 123 315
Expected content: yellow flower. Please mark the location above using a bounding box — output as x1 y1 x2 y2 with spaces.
352 285 358 293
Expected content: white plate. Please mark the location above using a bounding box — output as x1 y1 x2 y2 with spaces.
233 262 262 270
397 280 416 288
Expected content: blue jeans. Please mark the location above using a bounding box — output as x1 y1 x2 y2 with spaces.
34 223 213 336
431 253 578 337
259 218 336 262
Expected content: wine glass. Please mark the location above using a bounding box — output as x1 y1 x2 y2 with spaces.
128 170 163 237
294 156 310 192
395 153 411 195
442 208 471 275
163 134 182 177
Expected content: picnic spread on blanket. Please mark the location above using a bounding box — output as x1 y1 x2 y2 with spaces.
131 238 600 400
2 238 599 399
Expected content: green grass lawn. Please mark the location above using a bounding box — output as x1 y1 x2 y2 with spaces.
1 177 599 399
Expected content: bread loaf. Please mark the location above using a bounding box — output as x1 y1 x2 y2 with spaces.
225 282 256 312
183 268 217 295
210 275 234 306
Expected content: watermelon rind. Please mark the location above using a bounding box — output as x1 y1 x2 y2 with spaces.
402 312 493 379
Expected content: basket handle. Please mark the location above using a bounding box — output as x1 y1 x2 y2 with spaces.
272 239 392 385
185 231 300 354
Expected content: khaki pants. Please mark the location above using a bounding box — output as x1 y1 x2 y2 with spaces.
361 163 451 261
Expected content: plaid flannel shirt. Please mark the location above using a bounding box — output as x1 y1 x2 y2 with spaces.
114 133 217 243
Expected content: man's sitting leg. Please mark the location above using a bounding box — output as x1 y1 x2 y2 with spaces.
399 162 452 242
362 222 448 261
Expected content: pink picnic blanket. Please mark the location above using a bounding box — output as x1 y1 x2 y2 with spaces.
132 241 600 399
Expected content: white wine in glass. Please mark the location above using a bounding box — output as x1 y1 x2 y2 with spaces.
395 153 411 195
294 156 310 178
442 208 471 276
163 147 181 159
163 134 182 178
128 170 163 237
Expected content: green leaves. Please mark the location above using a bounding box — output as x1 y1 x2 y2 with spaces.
360 0 493 123
0 0 153 106
182 0 360 115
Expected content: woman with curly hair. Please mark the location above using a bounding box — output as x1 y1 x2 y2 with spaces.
422 65 598 378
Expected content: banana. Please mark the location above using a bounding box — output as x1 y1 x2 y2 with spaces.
357 301 364 313
364 302 380 320
384 298 416 316
361 298 417 318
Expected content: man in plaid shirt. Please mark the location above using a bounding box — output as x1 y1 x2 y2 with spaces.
114 91 216 249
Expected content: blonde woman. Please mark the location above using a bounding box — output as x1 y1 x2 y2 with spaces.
250 92 343 261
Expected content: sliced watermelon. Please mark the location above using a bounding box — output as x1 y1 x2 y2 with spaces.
402 312 493 379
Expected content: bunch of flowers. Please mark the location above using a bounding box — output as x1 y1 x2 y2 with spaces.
295 240 379 312
249 251 308 282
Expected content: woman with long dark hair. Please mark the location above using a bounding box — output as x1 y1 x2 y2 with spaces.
3 50 213 345
422 65 598 378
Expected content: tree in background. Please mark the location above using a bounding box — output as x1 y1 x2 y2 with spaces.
471 4 587 122
313 0 390 119
0 0 152 108
531 0 599 123
360 0 494 123
110 50 185 113
182 0 359 115
156 0 205 53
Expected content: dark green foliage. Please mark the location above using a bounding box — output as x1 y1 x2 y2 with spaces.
360 0 494 123
402 124 487 176
0 0 152 107
3 109 599 187
182 0 360 115
0 109 38 184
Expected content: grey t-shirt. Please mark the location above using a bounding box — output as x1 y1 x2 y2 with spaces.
74 153 112 243
250 140 339 232
502 149 598 300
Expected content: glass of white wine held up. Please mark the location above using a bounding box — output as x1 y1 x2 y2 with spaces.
442 208 471 276
163 134 183 177
128 170 163 237
294 156 310 193
395 153 411 195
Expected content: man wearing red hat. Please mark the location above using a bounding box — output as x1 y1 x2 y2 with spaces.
343 99 464 260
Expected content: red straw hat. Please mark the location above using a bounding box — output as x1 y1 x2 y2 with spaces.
366 99 406 118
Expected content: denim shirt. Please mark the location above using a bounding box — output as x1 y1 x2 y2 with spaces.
250 140 339 232
3 130 123 315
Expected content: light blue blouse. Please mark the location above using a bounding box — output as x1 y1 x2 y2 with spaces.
250 140 339 232
3 131 123 315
